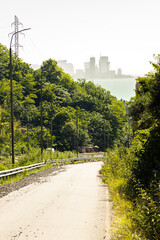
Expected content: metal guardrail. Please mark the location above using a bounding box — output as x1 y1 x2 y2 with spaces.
0 162 45 179
0 156 106 179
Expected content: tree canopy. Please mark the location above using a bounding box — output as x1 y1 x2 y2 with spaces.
0 43 129 155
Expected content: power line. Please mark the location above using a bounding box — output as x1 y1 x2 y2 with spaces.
24 32 45 63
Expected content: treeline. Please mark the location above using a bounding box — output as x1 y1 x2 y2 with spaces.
101 55 160 239
0 43 129 157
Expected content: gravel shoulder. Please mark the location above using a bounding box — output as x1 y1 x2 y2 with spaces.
0 165 65 198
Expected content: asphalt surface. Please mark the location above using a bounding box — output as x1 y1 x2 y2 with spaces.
0 162 111 240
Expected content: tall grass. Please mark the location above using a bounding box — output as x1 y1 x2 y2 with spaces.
0 148 77 170
0 149 77 185
101 146 160 239
43 150 76 162
100 147 137 239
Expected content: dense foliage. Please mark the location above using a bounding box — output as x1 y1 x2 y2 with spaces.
101 55 160 239
0 43 128 158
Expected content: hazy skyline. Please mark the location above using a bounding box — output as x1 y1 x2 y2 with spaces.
1 0 160 76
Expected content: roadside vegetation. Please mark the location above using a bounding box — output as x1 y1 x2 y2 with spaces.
101 56 160 239
0 148 76 170
0 149 77 185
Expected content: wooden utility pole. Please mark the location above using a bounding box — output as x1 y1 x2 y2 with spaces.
50 96 53 160
40 72 43 161
103 124 106 152
76 108 79 158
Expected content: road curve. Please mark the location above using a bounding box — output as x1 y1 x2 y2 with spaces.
0 162 111 240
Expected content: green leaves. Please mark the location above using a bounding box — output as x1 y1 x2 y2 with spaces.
88 112 112 150
0 43 129 155
0 44 10 80
41 59 62 84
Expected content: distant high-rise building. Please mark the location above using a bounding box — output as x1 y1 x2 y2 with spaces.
84 61 90 78
76 55 129 80
66 63 74 75
117 68 122 77
89 57 96 77
84 57 97 78
58 60 74 76
99 56 110 77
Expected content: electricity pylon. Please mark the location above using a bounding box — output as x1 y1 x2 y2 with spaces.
10 15 24 57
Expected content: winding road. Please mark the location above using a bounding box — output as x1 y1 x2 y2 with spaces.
0 162 111 240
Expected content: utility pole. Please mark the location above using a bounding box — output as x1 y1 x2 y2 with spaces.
103 124 106 152
107 131 109 149
50 96 53 160
11 16 23 57
27 122 29 152
9 28 31 165
40 72 43 161
76 108 79 158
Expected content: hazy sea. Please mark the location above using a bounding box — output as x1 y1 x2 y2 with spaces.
90 78 136 101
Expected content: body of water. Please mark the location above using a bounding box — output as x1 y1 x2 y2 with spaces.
91 78 136 101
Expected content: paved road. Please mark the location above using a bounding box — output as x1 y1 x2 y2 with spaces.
0 162 111 240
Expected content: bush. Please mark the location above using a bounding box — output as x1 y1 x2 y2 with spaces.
132 124 160 188
133 181 160 239
16 148 41 166
101 143 160 239
100 147 137 239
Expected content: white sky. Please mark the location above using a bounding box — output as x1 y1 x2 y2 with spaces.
1 0 160 76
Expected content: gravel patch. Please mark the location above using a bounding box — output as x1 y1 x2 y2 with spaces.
0 165 64 199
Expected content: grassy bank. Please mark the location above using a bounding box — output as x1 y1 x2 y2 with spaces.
100 147 160 240
100 147 137 239
0 149 77 185
0 148 77 171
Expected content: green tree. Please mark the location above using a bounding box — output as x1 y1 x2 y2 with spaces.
61 121 76 150
109 99 126 141
0 44 10 80
88 112 112 150
41 59 62 84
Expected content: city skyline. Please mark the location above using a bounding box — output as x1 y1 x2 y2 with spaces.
1 0 160 77
57 56 133 79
